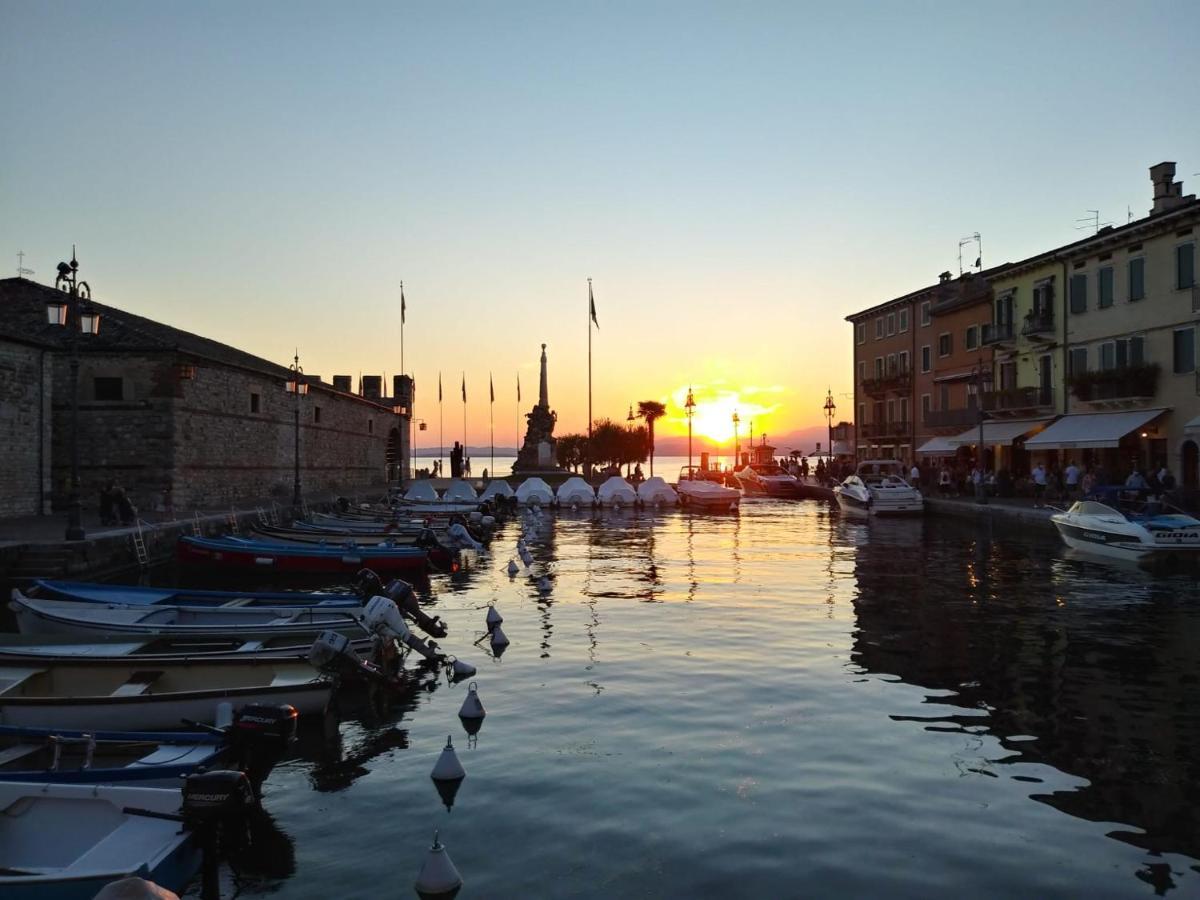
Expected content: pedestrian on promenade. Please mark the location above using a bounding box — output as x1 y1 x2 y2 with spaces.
938 465 951 496
1064 460 1080 499
1081 468 1096 498
1031 463 1048 508
909 462 920 487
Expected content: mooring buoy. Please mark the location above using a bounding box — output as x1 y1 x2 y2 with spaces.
490 624 509 648
458 681 486 720
506 559 519 576
414 830 463 900
486 602 503 630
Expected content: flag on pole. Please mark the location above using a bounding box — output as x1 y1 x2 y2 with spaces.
438 372 442 402
489 372 494 403
589 281 599 328
401 283 406 324
461 374 466 403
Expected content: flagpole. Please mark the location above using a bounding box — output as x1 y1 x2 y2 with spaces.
587 278 593 476
462 373 467 472
489 373 495 479
438 371 444 480
400 282 407 481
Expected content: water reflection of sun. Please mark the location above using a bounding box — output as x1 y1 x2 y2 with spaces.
669 385 776 444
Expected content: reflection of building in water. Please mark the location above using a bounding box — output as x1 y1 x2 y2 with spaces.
849 523 1200 875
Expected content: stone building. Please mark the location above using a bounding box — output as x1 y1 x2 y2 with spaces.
0 275 409 518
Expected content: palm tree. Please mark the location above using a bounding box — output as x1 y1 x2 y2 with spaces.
637 400 667 476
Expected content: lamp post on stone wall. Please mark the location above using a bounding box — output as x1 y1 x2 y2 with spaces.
732 410 740 471
684 386 696 473
285 351 308 506
46 249 99 541
823 389 837 471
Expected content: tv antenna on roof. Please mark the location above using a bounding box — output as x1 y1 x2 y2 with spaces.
1075 210 1113 234
16 250 34 279
957 233 982 276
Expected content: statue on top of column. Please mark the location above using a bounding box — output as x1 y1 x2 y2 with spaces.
514 343 561 472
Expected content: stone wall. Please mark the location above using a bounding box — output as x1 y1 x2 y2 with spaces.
172 356 396 510
0 339 51 516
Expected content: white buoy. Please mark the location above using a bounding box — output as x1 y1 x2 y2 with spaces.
449 657 476 678
458 682 486 720
490 624 509 648
94 878 180 900
506 559 519 577
486 602 503 629
431 735 466 782
414 830 464 900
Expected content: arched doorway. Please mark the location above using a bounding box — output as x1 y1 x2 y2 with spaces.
387 427 403 482
1183 440 1199 488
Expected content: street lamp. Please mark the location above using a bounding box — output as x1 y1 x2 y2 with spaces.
823 389 836 472
732 410 740 471
684 386 696 475
412 419 427 476
284 351 308 506
46 249 98 540
626 403 637 477
973 361 993 505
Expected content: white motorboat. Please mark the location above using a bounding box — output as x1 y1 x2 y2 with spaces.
10 592 368 641
556 476 596 506
442 479 478 502
834 459 924 516
637 476 678 506
0 781 201 900
1051 499 1200 564
515 477 554 506
734 464 802 498
0 656 331 729
675 467 740 512
597 476 637 507
0 631 375 664
480 479 515 501
403 480 440 502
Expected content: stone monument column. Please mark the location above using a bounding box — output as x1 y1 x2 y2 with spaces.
539 343 549 408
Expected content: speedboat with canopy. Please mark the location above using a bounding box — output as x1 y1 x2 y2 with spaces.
1050 499 1200 563
675 467 740 512
834 459 923 516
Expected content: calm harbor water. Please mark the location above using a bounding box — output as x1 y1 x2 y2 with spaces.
114 500 1200 896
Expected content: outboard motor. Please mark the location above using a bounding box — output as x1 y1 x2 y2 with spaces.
415 527 442 551
308 630 366 678
363 595 444 665
231 703 298 790
382 577 448 638
353 567 385 600
181 769 257 900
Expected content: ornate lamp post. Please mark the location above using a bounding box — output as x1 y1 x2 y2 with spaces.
626 403 637 477
823 389 837 472
973 361 993 505
732 410 740 471
284 351 309 506
684 386 696 474
46 250 99 541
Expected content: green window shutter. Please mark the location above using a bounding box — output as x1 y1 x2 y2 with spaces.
1070 274 1088 313
1129 257 1145 301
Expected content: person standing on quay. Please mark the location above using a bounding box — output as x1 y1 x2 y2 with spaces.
1031 462 1048 508
909 462 920 488
1065 459 1080 500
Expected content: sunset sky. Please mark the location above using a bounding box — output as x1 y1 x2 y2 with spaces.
3 2 1198 447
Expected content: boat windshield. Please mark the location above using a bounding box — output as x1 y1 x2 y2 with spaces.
1069 501 1123 517
863 473 908 487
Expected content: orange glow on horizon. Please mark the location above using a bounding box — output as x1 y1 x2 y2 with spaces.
665 384 781 444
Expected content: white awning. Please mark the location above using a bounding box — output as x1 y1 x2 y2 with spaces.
916 436 958 455
1024 408 1167 450
1185 415 1200 434
948 418 1053 447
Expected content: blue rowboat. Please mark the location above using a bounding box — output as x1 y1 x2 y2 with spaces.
0 724 225 787
177 534 445 574
28 579 361 609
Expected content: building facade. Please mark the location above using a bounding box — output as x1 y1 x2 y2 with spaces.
0 275 410 519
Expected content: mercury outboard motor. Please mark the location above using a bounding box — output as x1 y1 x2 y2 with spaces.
415 527 442 550
308 630 366 678
363 595 444 665
231 703 298 790
384 577 448 638
353 567 385 600
182 769 257 900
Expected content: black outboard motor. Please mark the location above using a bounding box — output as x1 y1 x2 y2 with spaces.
353 567 385 599
384 576 447 638
415 527 441 550
230 703 298 790
181 770 257 900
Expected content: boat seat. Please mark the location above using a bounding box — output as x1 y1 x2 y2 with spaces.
0 743 41 766
110 670 164 696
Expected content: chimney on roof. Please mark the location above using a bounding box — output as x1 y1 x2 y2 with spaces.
332 375 352 392
939 271 953 283
361 375 382 400
1150 161 1195 215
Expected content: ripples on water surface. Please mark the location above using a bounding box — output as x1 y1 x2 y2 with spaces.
172 501 1199 898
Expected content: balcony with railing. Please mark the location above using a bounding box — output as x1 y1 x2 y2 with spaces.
861 367 912 398
1021 309 1055 341
860 420 912 439
981 386 1055 416
981 322 1015 346
1068 364 1160 408
923 407 979 430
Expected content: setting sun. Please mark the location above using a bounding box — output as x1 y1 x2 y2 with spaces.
667 384 781 444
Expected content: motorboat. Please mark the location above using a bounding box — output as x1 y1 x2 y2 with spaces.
480 479 515 502
177 534 443 574
675 467 740 512
0 781 202 899
0 724 225 786
9 591 369 641
27 579 362 609
834 459 924 516
556 476 596 507
442 479 478 502
0 656 330 729
637 476 678 506
0 631 375 664
734 464 803 498
597 476 637 507
1050 499 1200 563
403 480 440 502
515 477 554 506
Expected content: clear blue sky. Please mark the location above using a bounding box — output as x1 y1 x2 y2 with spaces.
3 1 1197 443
